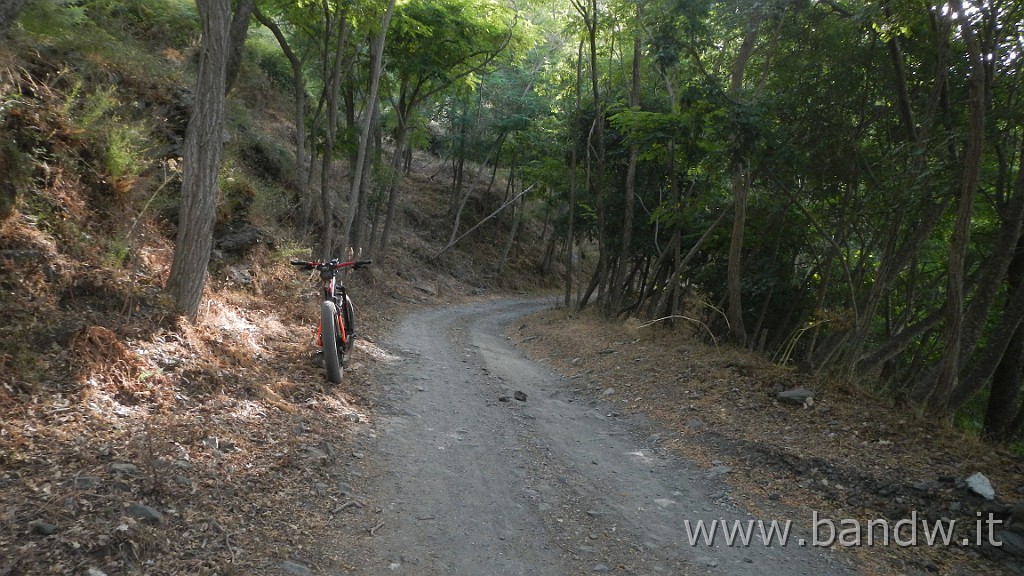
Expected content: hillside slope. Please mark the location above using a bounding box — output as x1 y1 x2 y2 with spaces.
0 7 558 574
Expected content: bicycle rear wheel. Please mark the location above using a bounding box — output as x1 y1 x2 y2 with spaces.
320 300 343 383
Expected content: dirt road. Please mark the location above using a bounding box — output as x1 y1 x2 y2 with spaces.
360 299 860 575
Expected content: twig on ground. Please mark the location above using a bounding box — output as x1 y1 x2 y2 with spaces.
368 520 384 536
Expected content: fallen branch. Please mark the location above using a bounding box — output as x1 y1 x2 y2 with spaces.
433 184 535 259
332 500 361 513
639 315 720 353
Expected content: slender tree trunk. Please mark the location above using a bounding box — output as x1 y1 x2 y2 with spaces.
253 7 309 228
498 191 523 272
342 0 394 257
318 8 351 259
223 0 255 95
724 14 762 346
945 149 1024 412
984 234 1024 439
572 0 607 312
726 164 749 344
923 8 987 414
564 42 584 309
351 128 376 254
166 0 231 320
378 97 411 257
610 11 641 316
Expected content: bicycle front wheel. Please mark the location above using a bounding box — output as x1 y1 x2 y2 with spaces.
340 295 355 365
320 300 343 383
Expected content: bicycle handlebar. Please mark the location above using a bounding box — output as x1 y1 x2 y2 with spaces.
290 259 372 271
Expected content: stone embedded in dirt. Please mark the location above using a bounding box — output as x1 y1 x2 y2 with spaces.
999 531 1024 557
126 503 163 524
74 476 99 489
965 472 996 500
279 560 314 576
514 391 527 402
414 284 437 296
28 519 58 535
777 387 815 406
705 465 733 479
108 462 139 475
303 446 329 460
227 266 253 286
499 395 511 402
602 387 615 397
592 564 610 572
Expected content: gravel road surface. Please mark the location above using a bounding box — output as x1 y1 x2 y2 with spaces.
361 299 859 575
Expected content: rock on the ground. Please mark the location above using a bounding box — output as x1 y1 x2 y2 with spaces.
126 503 163 524
28 519 58 535
966 472 996 500
998 531 1024 557
778 387 814 406
109 462 139 475
279 560 314 576
705 465 733 479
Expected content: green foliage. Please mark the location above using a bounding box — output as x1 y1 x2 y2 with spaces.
105 124 149 181
16 0 88 39
82 0 199 46
102 239 132 268
387 0 519 95
63 84 150 185
247 28 295 87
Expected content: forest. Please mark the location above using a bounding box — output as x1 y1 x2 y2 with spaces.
3 0 1024 444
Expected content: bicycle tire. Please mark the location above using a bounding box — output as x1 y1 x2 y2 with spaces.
340 295 355 365
320 300 343 383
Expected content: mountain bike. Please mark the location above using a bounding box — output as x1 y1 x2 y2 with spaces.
290 258 371 383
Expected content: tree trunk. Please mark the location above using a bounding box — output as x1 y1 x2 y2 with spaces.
342 0 394 258
571 0 607 312
921 8 987 414
564 42 583 309
984 234 1024 439
378 88 411 258
724 14 762 346
223 0 255 95
498 191 523 272
166 0 231 321
252 7 309 227
317 9 351 259
726 164 749 344
609 11 641 316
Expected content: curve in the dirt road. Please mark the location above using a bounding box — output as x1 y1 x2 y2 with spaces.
364 298 860 576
